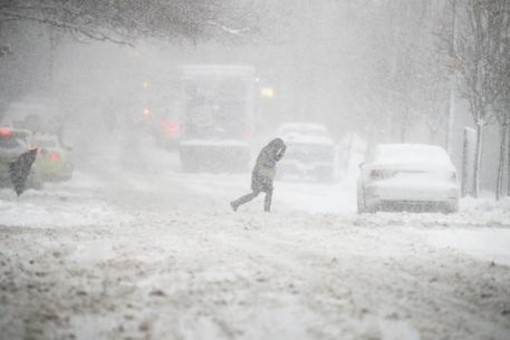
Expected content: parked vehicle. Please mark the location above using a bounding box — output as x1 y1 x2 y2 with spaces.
178 65 256 172
137 102 180 150
0 127 41 190
32 133 73 181
357 144 459 214
276 123 336 182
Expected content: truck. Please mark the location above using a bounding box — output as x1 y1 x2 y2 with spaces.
177 65 256 172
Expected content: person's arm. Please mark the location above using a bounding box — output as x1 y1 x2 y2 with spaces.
258 148 276 168
275 144 286 162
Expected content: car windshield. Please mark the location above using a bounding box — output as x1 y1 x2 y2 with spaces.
182 76 249 140
0 135 25 149
34 139 57 148
286 144 334 162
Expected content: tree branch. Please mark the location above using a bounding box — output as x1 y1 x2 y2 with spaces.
0 10 134 46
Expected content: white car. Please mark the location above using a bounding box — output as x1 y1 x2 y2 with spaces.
357 144 459 214
276 123 336 181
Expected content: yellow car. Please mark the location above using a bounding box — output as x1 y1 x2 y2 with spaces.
32 134 73 181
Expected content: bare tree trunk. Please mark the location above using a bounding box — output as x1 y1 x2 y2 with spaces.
496 124 506 200
461 127 476 197
473 121 483 198
507 122 510 196
446 0 457 155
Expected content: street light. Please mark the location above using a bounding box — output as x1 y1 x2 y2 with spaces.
260 87 274 99
142 81 151 91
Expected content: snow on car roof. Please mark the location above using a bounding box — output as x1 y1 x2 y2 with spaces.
374 144 452 165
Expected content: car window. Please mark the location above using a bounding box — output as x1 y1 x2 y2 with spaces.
34 139 58 148
279 125 330 140
0 136 25 149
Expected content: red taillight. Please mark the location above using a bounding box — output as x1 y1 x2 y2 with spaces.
0 128 11 137
49 152 61 161
161 120 179 137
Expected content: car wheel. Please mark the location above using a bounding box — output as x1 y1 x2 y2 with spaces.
441 203 458 214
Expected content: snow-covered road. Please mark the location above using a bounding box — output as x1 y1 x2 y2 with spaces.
1 138 510 339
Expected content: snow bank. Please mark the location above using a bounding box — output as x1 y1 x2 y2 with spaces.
352 196 510 266
0 172 131 228
0 195 130 228
426 228 510 266
423 197 510 266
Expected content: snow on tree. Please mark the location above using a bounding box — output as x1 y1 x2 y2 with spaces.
0 0 262 48
452 0 510 197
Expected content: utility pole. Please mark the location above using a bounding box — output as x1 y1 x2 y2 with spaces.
446 0 457 156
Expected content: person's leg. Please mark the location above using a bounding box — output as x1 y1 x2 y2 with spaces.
231 191 260 211
264 188 273 212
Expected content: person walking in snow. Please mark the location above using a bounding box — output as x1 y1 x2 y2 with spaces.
231 138 287 212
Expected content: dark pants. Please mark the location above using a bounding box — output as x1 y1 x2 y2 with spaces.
232 188 273 212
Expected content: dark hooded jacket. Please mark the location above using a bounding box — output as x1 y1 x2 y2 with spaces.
251 138 286 192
